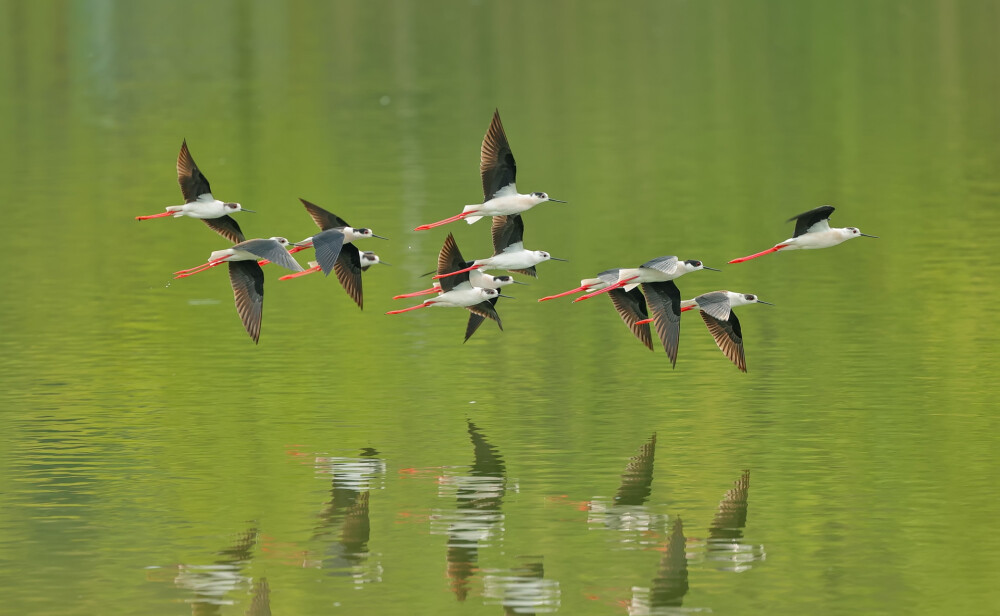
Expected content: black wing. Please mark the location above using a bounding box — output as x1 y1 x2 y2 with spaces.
228 261 264 344
642 281 682 367
608 288 654 351
700 309 746 372
301 198 350 230
437 233 471 293
464 297 502 343
201 215 245 244
333 244 364 309
491 214 525 255
313 229 346 276
237 238 304 273
480 109 517 201
176 139 213 203
508 266 537 278
787 205 835 238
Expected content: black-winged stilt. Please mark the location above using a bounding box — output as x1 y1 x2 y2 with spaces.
414 109 564 231
432 214 566 280
135 140 253 243
679 290 772 372
729 205 877 263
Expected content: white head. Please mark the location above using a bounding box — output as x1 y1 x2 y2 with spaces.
841 227 879 241
224 202 254 213
360 251 382 267
534 250 568 263
529 191 566 205
479 287 501 300
682 259 721 273
729 292 774 307
347 226 388 240
269 237 291 247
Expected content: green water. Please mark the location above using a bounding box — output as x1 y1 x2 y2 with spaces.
1 1 998 614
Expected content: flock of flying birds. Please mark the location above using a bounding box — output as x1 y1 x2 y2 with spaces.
137 110 877 371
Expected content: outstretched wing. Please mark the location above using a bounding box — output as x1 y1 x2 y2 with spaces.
228 261 264 344
312 229 346 276
787 205 835 237
693 291 732 321
464 297 502 342
642 280 682 367
301 198 350 230
639 255 679 275
334 244 364 309
202 215 244 244
437 233 471 293
700 310 746 372
176 139 213 203
239 239 305 273
491 214 525 255
608 288 653 351
480 109 517 201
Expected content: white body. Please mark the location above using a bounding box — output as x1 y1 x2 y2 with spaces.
690 291 758 309
474 250 550 272
425 286 498 308
166 195 239 219
296 226 374 249
462 187 549 224
469 269 515 289
618 262 703 292
778 227 863 250
209 237 292 263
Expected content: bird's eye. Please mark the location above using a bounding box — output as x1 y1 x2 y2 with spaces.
745 294 755 301
227 203 237 209
534 192 546 198
693 261 702 267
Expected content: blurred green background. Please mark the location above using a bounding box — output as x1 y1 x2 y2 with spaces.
1 1 998 614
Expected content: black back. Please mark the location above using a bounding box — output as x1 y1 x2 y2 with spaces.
437 234 472 293
333 244 365 309
202 215 245 244
464 297 503 343
642 280 682 367
491 214 525 255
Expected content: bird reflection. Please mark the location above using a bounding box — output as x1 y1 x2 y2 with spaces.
245 577 271 616
432 420 507 601
483 559 561 615
173 526 258 615
706 469 763 571
615 433 657 506
589 434 665 538
629 518 688 614
312 447 382 584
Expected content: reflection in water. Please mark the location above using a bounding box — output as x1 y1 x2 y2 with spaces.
245 577 271 616
312 448 383 584
171 527 259 615
588 434 666 540
483 559 560 615
706 469 764 572
431 421 507 601
629 518 689 615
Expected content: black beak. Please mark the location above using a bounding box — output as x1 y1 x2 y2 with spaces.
510 280 529 285
372 234 389 240
549 257 568 262
547 198 567 203
860 233 879 238
703 266 721 272
241 208 256 213
499 293 515 299
757 300 774 306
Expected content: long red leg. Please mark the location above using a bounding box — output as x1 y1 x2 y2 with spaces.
573 276 639 302
288 245 309 254
173 259 227 278
635 318 654 325
680 306 696 313
538 285 590 302
432 264 482 280
279 265 321 280
728 244 786 264
135 211 175 220
386 303 431 315
393 287 439 299
414 211 475 231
